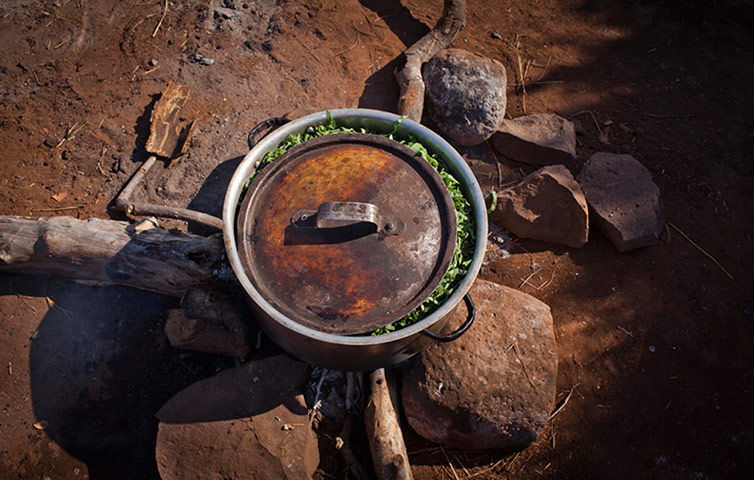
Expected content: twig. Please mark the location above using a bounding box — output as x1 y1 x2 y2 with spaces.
16 295 38 313
617 326 633 337
54 38 70 49
408 447 443 456
439 446 460 480
501 452 521 472
484 141 503 189
515 34 527 114
518 267 541 290
45 296 73 320
152 0 168 37
31 205 84 212
351 20 375 37
569 110 603 136
453 454 470 478
333 34 360 57
54 121 87 148
532 56 551 82
548 383 579 421
512 343 536 388
460 457 505 479
96 143 107 175
533 257 561 291
668 222 733 280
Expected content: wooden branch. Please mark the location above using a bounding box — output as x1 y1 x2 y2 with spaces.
394 0 466 121
114 156 224 231
0 215 236 297
365 368 413 480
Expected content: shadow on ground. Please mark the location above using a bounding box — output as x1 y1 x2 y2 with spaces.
0 274 234 480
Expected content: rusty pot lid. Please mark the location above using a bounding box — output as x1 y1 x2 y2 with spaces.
236 132 457 335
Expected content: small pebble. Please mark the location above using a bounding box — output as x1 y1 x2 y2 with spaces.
149 58 158 66
648 345 656 353
491 31 502 40
200 57 215 66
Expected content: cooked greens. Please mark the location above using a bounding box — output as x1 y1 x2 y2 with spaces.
240 112 475 335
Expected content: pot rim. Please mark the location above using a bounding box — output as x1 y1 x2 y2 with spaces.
222 108 488 346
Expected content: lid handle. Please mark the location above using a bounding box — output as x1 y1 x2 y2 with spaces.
291 201 404 236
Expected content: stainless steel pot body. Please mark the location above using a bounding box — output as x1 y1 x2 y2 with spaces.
223 109 488 371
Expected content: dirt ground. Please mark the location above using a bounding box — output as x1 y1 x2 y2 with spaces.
1 0 753 479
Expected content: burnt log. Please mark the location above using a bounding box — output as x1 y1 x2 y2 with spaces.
165 289 252 359
0 215 236 297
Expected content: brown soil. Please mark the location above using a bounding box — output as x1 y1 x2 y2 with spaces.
1 1 753 479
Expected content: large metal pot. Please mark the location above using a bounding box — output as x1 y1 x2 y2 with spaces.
223 108 488 371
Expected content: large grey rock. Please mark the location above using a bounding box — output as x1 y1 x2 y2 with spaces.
577 152 665 252
402 279 557 451
423 48 507 146
491 113 576 165
155 355 318 480
491 165 589 247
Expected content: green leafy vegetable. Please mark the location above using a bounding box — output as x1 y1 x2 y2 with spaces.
238 112 476 335
487 191 498 214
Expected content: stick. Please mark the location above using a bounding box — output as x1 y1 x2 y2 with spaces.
484 140 503 189
114 156 223 231
333 34 360 57
394 0 466 121
515 34 527 114
439 447 459 480
569 110 603 137
365 368 413 480
152 0 168 37
518 267 541 290
511 343 536 389
548 383 579 421
462 457 505 479
534 257 561 291
30 205 84 212
668 222 733 280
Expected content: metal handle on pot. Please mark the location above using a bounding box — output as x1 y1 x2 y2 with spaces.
422 294 475 342
291 201 404 236
247 117 290 149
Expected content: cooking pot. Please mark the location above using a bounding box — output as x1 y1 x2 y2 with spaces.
223 108 487 371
